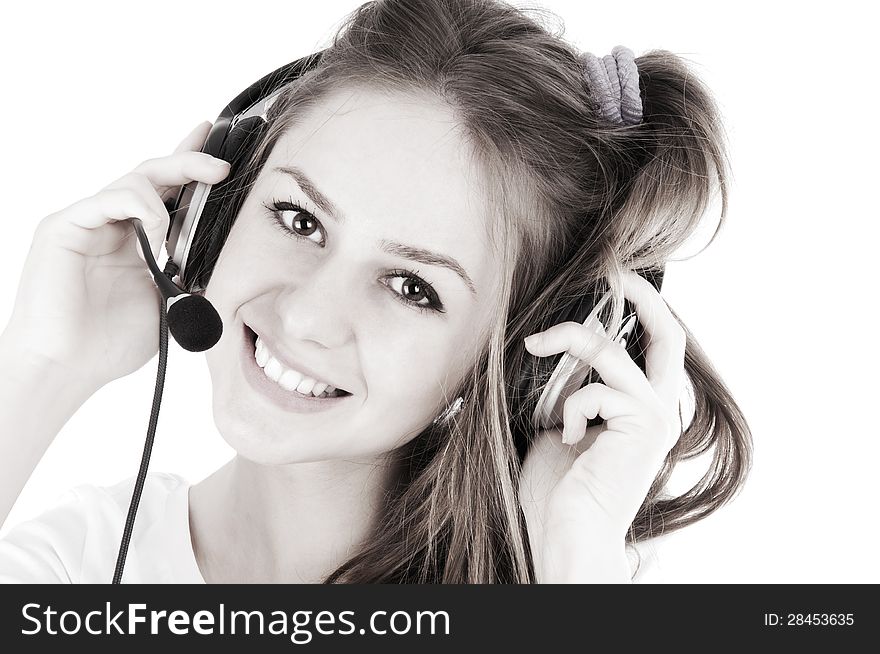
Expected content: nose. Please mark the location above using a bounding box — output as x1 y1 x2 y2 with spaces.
273 258 356 350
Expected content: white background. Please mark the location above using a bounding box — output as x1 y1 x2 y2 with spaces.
0 0 876 583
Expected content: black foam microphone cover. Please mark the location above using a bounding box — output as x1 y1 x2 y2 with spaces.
167 295 223 352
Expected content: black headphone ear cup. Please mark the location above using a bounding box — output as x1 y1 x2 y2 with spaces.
220 116 269 166
510 288 601 455
511 265 664 458
199 115 268 234
181 116 270 291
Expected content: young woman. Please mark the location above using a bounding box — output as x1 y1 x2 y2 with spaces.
0 0 751 583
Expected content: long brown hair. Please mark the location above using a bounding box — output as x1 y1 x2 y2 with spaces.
186 0 752 583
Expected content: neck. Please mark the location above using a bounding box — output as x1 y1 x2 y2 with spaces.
189 453 399 583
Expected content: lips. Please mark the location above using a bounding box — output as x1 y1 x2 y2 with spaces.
244 325 351 396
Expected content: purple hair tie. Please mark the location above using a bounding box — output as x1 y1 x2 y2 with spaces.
581 45 643 126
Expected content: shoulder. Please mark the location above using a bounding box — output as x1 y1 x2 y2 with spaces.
0 472 190 583
96 471 190 519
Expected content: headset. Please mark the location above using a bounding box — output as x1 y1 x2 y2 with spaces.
115 48 663 583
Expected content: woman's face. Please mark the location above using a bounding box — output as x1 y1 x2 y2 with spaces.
203 87 501 465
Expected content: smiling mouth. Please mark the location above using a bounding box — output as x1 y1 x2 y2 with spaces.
244 325 352 398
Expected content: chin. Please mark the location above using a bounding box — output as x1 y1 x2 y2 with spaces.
210 406 361 465
208 367 429 465
221 429 335 466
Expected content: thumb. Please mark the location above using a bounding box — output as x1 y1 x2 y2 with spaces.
130 216 166 266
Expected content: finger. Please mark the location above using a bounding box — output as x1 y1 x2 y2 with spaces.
36 213 133 258
524 318 606 360
561 383 640 445
174 121 213 154
130 150 230 203
103 172 173 262
161 121 224 206
60 189 166 263
620 270 687 407
525 320 655 403
64 188 164 230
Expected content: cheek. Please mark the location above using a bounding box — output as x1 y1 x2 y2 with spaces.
204 218 275 310
363 330 464 414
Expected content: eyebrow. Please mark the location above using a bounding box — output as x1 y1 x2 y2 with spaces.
273 165 477 297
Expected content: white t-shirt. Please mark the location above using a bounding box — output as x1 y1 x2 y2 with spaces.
0 471 664 583
0 472 206 584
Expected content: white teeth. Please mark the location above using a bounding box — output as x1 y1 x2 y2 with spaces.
278 369 303 392
264 358 283 383
255 342 269 367
253 334 341 397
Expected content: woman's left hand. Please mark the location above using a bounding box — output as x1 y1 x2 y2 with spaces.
519 271 686 582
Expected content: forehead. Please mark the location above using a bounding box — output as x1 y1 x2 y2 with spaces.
267 86 482 200
259 87 498 289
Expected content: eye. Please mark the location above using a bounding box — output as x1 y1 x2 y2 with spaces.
383 269 446 315
263 199 446 316
263 200 325 246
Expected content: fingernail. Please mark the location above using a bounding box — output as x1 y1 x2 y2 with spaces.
210 157 230 168
585 317 607 337
524 334 538 348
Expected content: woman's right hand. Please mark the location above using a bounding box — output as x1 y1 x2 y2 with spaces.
2 121 231 393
